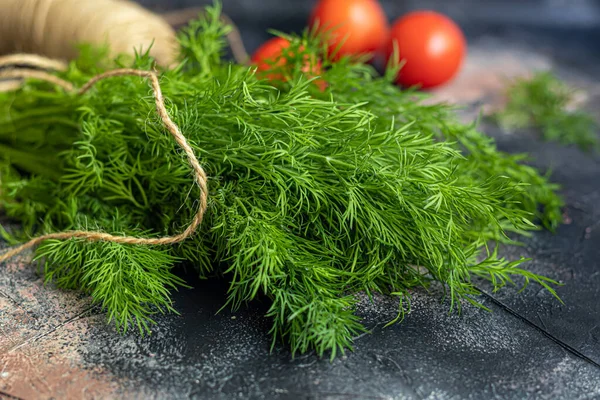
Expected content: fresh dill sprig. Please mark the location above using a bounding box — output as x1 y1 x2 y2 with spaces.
0 3 564 359
494 71 599 152
36 237 185 333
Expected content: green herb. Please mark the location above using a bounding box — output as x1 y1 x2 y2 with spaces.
0 4 564 359
494 71 599 151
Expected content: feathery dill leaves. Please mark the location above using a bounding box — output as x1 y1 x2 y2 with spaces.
0 5 564 358
494 71 599 152
36 238 185 333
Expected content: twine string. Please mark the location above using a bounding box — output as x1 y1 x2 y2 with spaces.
0 53 68 71
0 66 208 262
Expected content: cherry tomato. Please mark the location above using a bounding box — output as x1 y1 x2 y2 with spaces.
309 0 390 60
251 37 326 90
386 11 466 89
251 37 290 76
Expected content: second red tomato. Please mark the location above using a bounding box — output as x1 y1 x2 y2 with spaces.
309 0 390 60
387 11 466 89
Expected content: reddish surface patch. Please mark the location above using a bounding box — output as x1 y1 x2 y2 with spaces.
0 255 121 399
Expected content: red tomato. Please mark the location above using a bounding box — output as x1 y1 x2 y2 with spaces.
251 37 326 90
309 0 390 60
251 37 290 76
386 11 466 89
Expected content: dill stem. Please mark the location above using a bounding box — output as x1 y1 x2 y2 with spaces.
0 142 61 179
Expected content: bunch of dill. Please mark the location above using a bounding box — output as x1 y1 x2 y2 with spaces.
494 71 599 152
0 5 563 358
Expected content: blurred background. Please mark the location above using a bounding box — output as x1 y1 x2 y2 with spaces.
138 0 600 55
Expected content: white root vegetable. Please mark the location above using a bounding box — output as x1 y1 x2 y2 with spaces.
0 0 178 67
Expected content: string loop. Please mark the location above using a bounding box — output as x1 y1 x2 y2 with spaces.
0 66 208 262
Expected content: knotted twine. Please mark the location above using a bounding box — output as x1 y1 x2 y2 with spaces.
0 0 256 261
0 63 209 262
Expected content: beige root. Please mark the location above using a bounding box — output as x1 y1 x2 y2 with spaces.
0 65 208 262
0 1 249 68
0 0 179 67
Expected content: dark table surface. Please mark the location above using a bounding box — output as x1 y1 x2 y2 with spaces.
1 1 600 399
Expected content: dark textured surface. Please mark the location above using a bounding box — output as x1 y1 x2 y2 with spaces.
2 1 600 399
82 277 600 400
484 126 600 366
